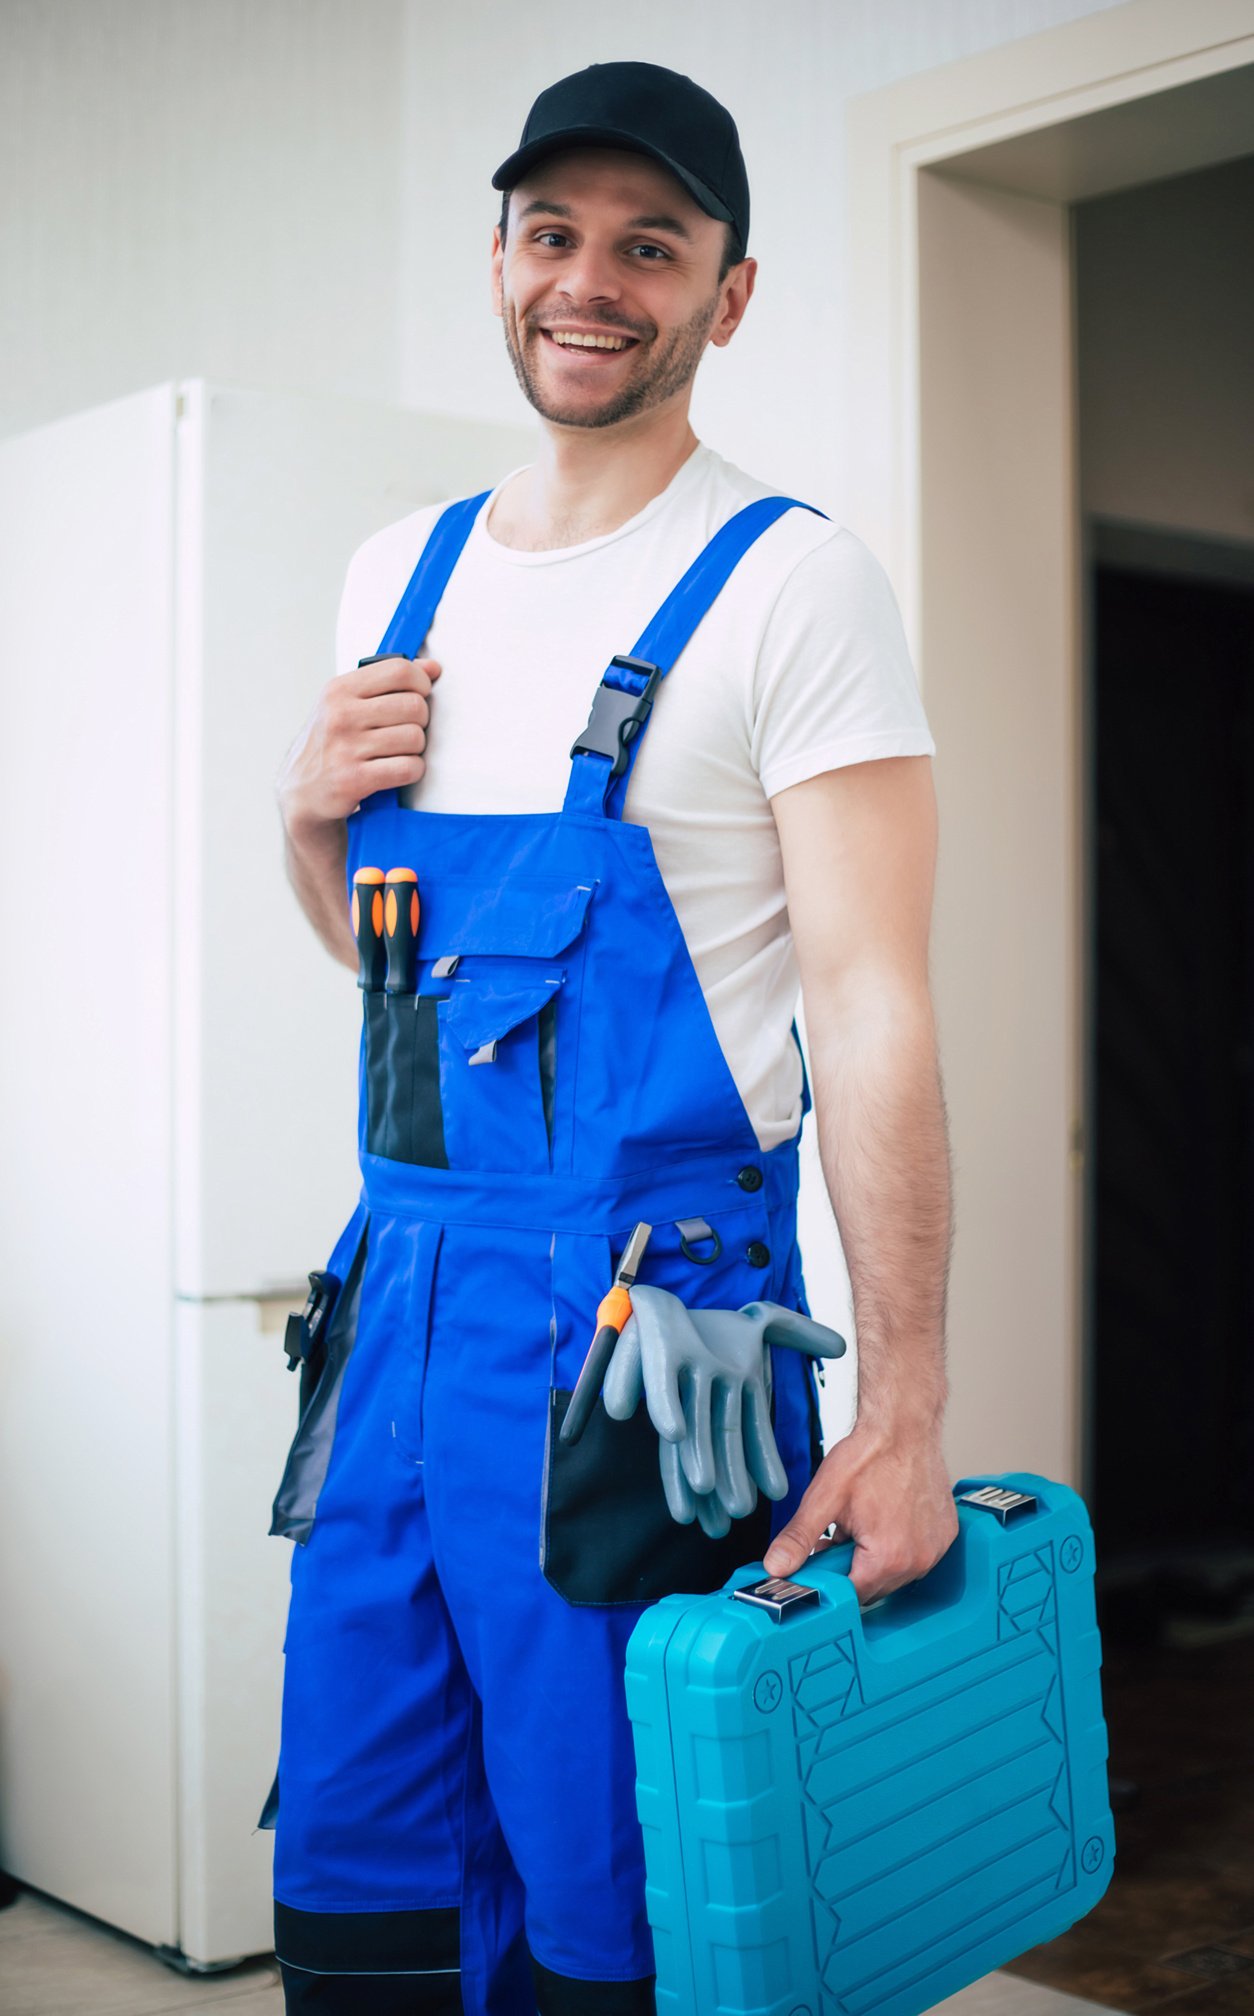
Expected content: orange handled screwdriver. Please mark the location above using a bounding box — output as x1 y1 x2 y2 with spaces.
561 1221 653 1445
352 867 387 991
384 867 420 996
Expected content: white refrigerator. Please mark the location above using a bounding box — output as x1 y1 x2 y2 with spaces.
0 380 534 1967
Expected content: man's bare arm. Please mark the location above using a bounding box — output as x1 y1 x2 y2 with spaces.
276 653 443 971
762 754 958 1602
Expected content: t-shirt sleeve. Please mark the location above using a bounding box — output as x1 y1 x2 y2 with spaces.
333 504 444 679
333 547 364 680
749 527 935 799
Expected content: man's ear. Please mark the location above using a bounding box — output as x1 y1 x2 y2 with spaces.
490 224 504 318
710 257 757 350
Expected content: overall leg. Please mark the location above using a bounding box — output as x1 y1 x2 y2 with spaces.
420 1223 825 2010
272 1213 530 2014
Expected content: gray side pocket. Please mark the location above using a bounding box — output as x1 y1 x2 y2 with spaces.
256 1769 280 1832
269 1222 369 1545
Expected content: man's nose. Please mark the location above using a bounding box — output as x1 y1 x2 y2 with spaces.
558 240 623 307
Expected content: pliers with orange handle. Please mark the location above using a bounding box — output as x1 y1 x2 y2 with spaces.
559 1221 652 1445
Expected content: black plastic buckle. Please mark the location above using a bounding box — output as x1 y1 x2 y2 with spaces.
283 1269 341 1371
569 656 664 779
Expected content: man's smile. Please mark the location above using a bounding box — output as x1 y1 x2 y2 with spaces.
538 324 642 362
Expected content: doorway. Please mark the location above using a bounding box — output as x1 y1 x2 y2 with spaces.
1090 545 1254 1572
847 12 1254 2005
848 0 1254 1487
1071 153 1254 2003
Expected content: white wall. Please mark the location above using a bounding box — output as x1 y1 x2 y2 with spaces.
0 0 1135 1443
3 0 1130 508
1077 151 1254 548
0 0 408 440
396 0 1131 520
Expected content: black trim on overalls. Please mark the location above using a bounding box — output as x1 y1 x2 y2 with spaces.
532 1955 657 2014
274 1900 462 2013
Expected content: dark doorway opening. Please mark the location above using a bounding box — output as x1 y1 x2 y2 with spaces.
1089 548 1254 1600
1088 552 1254 1588
1005 542 1254 2011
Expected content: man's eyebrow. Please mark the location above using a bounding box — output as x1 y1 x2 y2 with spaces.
512 198 694 242
625 213 693 241
515 199 574 222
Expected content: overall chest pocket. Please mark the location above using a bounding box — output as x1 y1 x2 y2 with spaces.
428 879 594 1177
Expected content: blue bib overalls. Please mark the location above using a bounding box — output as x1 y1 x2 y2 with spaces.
267 492 826 2013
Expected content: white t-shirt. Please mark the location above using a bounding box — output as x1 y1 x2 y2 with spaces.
335 441 935 1152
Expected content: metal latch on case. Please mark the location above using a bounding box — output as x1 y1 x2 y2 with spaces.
956 1485 1038 1524
733 1576 821 1622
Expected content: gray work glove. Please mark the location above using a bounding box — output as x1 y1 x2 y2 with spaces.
602 1284 846 1540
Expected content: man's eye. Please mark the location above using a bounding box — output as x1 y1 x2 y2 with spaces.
534 231 569 248
629 244 670 261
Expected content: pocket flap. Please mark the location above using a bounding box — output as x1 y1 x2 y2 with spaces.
424 878 594 960
444 973 564 1053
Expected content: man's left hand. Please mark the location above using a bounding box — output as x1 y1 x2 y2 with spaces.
761 1417 958 1605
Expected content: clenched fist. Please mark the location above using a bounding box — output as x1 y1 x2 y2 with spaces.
277 654 443 837
762 1416 958 1606
276 654 442 970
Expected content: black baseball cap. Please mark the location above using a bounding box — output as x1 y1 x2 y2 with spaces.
492 61 750 256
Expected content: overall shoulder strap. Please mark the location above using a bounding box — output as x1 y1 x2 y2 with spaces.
563 495 827 820
375 490 491 659
358 489 490 811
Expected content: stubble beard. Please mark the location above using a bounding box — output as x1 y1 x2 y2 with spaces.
502 289 722 429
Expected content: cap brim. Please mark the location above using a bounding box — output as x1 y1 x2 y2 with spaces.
491 127 733 226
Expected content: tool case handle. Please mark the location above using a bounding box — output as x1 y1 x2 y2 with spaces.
758 1472 1084 1654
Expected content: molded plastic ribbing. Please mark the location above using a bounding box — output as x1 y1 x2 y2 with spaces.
626 1473 1116 2016
563 495 827 820
363 490 489 814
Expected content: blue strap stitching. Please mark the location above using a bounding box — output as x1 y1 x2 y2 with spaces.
377 490 490 659
362 490 488 813
568 495 827 817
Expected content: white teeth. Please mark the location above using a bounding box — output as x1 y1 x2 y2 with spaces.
548 331 631 350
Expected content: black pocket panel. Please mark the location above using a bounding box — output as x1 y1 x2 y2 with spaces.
390 993 449 1168
364 993 390 1158
270 1223 369 1545
538 993 557 1154
541 1389 772 1607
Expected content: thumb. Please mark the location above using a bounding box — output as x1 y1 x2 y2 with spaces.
762 1507 828 1579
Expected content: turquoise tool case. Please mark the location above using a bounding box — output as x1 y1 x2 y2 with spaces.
625 1472 1114 2015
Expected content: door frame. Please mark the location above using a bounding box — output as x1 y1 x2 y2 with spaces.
845 0 1254 1485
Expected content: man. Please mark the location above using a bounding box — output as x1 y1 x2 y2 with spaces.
273 59 956 2015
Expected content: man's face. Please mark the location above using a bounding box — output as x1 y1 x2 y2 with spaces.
491 148 754 431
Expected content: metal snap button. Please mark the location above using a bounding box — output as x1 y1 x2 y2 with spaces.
736 1166 764 1192
746 1241 771 1269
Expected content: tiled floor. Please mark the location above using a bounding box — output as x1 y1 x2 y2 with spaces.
1006 1630 1254 2014
0 1885 1116 2016
0 1889 280 2016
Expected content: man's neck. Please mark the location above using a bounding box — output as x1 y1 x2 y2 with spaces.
486 407 701 553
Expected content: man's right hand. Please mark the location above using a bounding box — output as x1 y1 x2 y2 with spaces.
275 655 442 969
277 654 443 837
